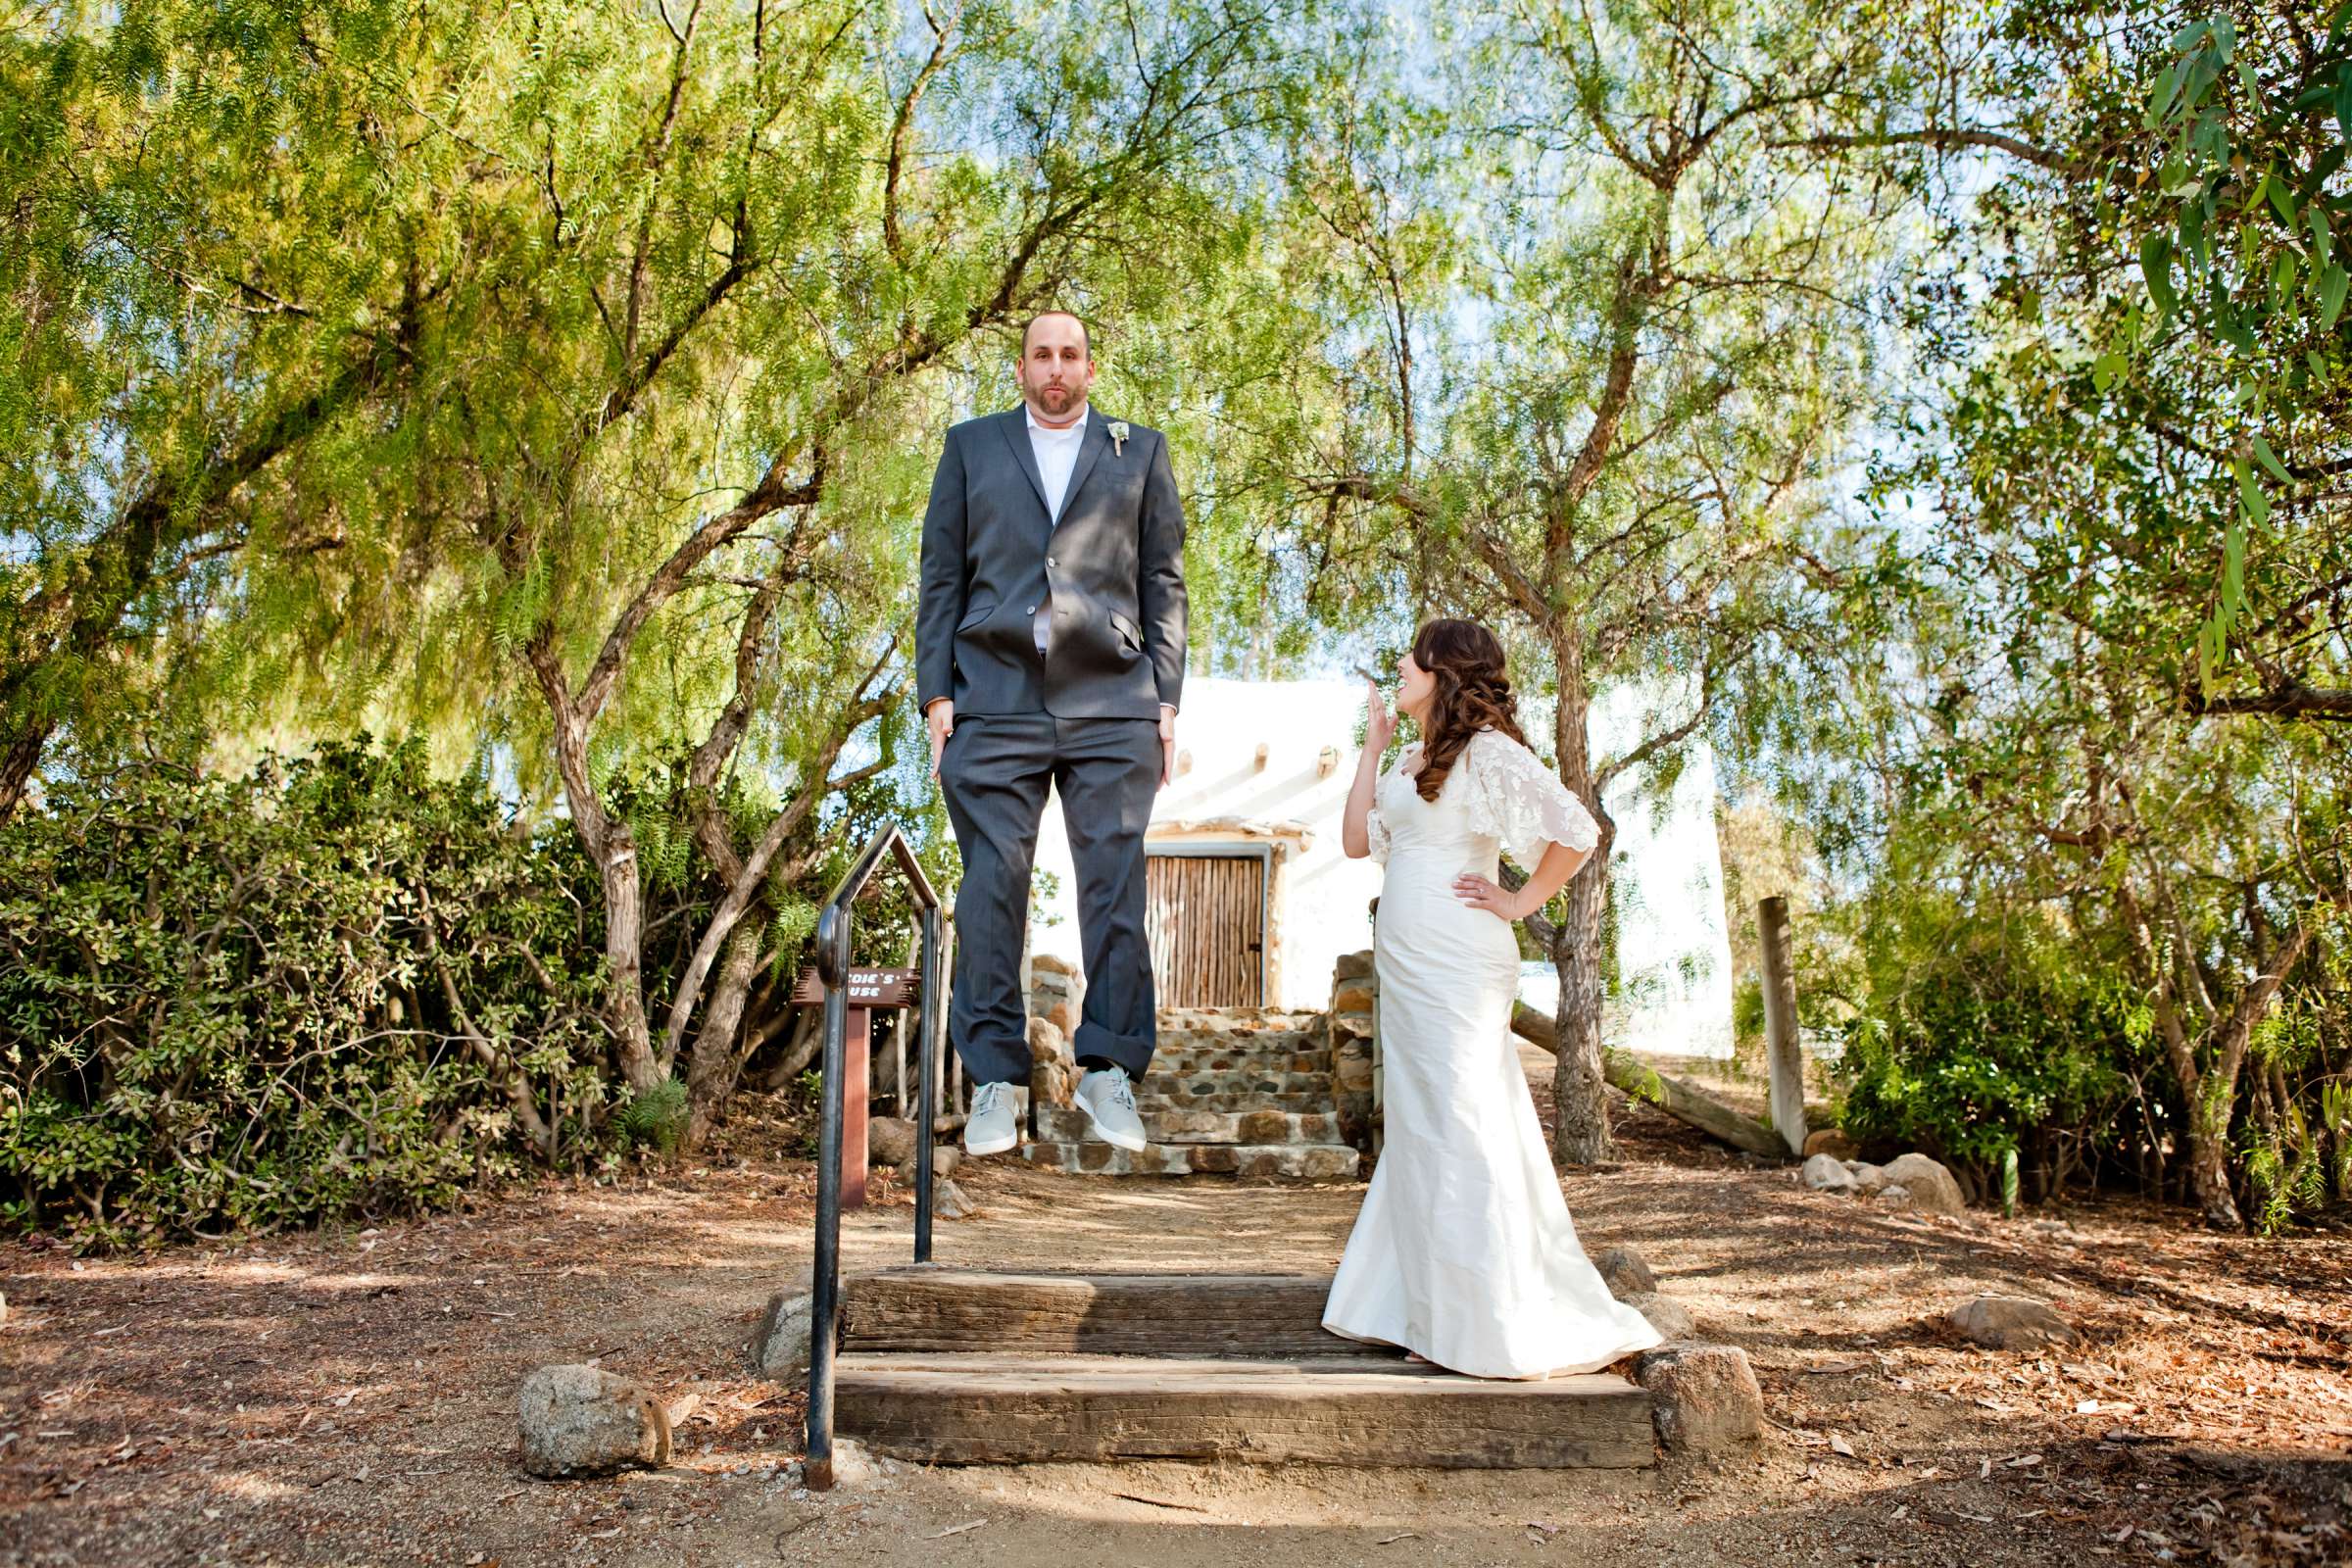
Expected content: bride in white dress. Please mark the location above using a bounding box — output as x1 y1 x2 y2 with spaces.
1321 618 1663 1379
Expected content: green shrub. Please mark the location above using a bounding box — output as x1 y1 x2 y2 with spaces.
1833 904 2163 1198
614 1076 689 1153
0 738 613 1248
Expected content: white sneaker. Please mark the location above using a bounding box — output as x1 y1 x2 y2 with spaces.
1074 1065 1148 1152
963 1081 1021 1156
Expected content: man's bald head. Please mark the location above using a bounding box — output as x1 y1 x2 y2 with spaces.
1019 311 1092 359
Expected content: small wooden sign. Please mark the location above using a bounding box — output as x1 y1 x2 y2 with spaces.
791 965 920 1007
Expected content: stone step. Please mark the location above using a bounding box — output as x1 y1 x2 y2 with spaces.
1135 1088 1333 1114
1150 1046 1328 1075
1143 1068 1336 1099
1152 1027 1324 1054
1020 1141 1360 1180
1038 1105 1342 1147
839 1266 1383 1360
1155 1007 1326 1033
833 1351 1655 1468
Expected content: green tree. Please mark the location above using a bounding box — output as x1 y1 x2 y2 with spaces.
7 0 1319 1150
1282 0 1904 1161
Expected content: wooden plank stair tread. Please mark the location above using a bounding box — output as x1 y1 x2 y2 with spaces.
833 1352 1655 1468
841 1265 1382 1358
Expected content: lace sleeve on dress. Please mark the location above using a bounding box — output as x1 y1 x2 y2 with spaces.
1462 730 1599 868
1364 742 1413 866
1364 798 1392 866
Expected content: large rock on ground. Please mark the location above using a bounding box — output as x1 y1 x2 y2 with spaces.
1592 1246 1657 1299
866 1115 918 1168
1948 1294 2078 1350
751 1284 813 1381
517 1365 672 1478
1801 1153 1859 1194
1882 1152 1966 1214
1634 1345 1765 1453
1803 1128 1860 1160
1624 1292 1696 1342
933 1178 978 1220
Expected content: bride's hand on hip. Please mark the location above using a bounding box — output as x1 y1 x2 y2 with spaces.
1453 873 1522 921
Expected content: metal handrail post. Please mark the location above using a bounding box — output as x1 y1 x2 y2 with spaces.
913 905 943 1262
803 901 852 1491
801 822 948 1491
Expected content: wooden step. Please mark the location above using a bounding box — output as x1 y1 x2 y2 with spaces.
839 1266 1384 1359
1038 1105 1342 1147
1020 1141 1359 1180
833 1353 1655 1468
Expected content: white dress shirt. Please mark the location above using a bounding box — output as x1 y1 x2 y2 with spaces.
1026 404 1088 659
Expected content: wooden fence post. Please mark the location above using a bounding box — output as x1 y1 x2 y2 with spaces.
1758 895 1807 1155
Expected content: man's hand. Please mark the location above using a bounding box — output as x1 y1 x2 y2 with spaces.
1158 705 1176 787
927 699 955 778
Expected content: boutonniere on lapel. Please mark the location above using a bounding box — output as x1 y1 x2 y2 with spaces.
1108 420 1130 458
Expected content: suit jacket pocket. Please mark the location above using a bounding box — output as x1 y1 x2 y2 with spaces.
956 600 998 632
1108 610 1142 652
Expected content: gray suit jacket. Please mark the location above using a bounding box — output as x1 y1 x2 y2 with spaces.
915 406 1188 719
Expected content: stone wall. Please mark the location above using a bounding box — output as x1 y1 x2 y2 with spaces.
1329 950 1377 1152
1026 954 1082 1112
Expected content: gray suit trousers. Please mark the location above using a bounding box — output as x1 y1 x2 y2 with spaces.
936 710 1161 1086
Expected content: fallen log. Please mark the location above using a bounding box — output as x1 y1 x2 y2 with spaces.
1509 1003 1788 1161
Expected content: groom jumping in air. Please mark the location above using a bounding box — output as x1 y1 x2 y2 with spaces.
916 310 1188 1159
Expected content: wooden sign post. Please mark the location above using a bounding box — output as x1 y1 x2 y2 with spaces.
1757 896 1807 1155
792 964 921 1209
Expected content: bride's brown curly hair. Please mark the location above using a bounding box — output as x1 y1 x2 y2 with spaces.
1408 618 1531 804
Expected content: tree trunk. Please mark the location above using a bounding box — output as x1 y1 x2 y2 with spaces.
0 725 47 823
682 919 764 1152
599 824 660 1094
2118 867 2322 1230
756 1005 824 1091
1549 842 1615 1163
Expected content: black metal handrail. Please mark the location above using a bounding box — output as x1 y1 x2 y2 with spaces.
804 822 948 1491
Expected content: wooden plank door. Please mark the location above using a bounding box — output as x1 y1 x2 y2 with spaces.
1144 853 1265 1007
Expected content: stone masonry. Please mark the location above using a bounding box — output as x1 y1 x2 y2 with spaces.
1020 1004 1362 1181
1329 949 1378 1154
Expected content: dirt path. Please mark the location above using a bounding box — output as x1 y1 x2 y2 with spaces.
5 1084 2349 1567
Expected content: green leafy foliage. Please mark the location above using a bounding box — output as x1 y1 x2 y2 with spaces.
0 739 612 1248
1835 905 2164 1198
613 1077 689 1154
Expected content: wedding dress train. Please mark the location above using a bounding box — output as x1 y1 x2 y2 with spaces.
1321 726 1664 1378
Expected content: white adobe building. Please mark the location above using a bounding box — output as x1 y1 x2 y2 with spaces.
1026 674 1736 1058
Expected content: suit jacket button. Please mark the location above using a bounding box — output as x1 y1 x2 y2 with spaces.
1024 604 1036 613
1047 557 1056 566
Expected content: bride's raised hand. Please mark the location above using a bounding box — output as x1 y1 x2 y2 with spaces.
1364 676 1397 756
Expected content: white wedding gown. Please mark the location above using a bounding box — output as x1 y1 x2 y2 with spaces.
1321 726 1664 1378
